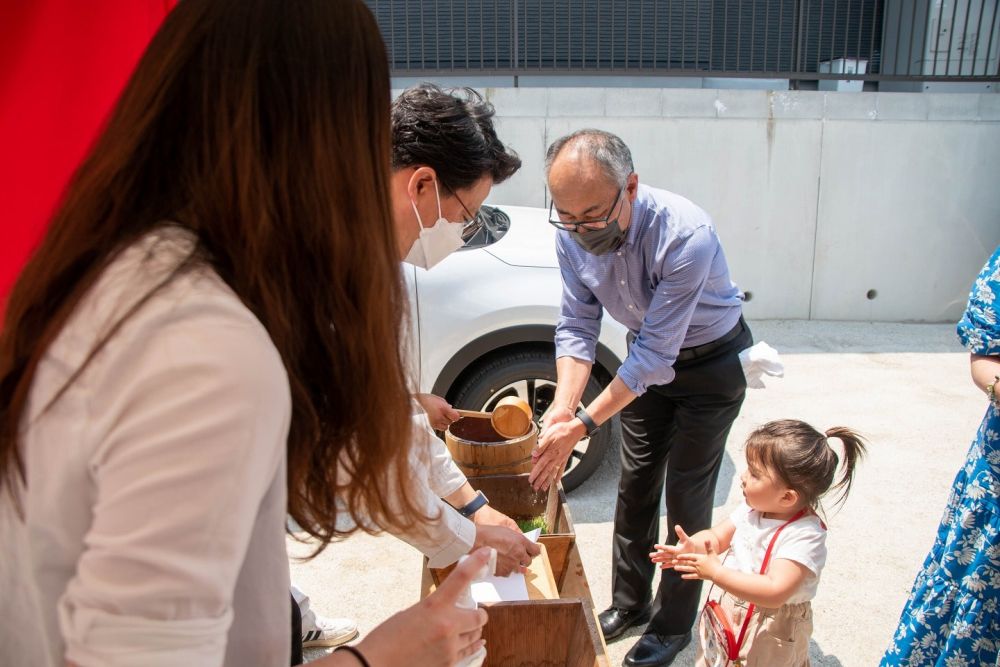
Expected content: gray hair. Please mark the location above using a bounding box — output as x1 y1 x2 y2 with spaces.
544 129 634 186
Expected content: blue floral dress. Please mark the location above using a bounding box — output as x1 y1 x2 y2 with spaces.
882 246 1000 667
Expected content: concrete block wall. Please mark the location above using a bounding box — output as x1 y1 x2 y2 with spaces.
394 87 1000 322
396 87 1000 322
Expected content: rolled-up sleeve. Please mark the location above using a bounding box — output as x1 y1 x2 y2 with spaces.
59 306 290 667
618 226 717 395
396 436 476 567
554 236 604 363
410 500 477 569
411 409 468 499
333 408 476 569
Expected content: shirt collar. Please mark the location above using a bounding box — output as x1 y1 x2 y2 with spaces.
622 184 646 248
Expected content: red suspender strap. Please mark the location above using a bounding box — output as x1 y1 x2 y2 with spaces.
731 508 808 658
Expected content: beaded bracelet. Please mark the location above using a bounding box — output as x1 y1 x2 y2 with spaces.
987 375 1000 407
335 645 371 667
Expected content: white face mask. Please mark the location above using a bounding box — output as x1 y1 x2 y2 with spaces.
403 180 466 270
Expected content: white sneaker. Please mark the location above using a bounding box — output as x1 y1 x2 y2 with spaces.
302 615 359 649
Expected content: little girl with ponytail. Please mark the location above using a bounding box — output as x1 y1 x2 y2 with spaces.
651 419 866 666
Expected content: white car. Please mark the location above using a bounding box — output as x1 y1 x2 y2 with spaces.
405 204 629 491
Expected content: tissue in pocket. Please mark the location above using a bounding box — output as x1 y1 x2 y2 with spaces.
738 341 784 388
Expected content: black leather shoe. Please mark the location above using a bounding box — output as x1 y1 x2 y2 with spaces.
597 606 652 641
622 632 692 667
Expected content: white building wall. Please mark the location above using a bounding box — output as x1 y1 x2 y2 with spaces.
437 88 1000 322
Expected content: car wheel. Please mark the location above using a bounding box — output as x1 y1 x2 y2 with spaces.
448 348 614 492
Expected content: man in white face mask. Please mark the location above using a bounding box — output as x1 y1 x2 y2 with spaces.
389 83 520 423
401 174 476 270
293 85 530 649
392 150 501 272
387 84 534 570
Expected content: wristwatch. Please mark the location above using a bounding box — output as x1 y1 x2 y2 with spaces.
575 407 600 437
457 490 489 518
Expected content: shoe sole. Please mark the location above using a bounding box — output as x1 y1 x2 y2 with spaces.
601 609 652 641
302 628 360 649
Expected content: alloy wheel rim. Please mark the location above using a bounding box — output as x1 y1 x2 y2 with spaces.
479 377 591 476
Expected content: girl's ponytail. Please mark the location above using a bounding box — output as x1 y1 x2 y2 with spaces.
824 427 867 507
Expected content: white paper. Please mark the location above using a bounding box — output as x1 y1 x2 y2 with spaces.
468 528 543 603
471 574 529 602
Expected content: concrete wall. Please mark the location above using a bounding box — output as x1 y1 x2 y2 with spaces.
451 88 1000 322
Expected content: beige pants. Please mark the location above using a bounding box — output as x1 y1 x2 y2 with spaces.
695 595 813 667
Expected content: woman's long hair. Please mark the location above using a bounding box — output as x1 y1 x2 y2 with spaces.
0 0 426 554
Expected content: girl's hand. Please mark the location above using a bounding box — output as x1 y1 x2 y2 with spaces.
674 540 723 582
649 524 699 569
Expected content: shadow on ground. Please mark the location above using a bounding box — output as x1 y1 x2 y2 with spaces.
566 421 738 526
809 639 846 665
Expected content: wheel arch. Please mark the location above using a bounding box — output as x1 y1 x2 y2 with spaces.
432 324 621 401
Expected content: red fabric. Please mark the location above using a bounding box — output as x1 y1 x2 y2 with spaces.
0 0 175 317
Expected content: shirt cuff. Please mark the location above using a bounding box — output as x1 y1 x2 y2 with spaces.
433 470 468 500
554 333 597 364
425 508 476 568
617 351 677 395
426 435 468 499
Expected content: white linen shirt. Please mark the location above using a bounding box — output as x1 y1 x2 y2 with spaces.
401 410 476 567
726 503 828 605
0 228 292 666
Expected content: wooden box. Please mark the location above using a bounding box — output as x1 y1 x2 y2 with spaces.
420 474 609 666
466 473 576 589
421 551 607 667
480 600 604 667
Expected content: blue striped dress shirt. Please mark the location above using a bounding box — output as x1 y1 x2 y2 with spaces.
554 184 744 395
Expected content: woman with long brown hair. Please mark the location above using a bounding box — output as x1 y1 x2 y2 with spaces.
0 1 487 665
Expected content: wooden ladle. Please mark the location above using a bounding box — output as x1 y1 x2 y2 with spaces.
454 396 533 439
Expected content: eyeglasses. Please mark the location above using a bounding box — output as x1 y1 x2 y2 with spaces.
547 186 625 231
447 186 486 242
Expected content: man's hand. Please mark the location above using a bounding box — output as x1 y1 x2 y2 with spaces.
529 417 585 491
417 393 461 431
674 540 724 582
473 525 541 576
472 504 519 533
540 405 574 432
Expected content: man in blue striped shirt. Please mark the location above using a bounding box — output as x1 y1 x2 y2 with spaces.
529 129 752 667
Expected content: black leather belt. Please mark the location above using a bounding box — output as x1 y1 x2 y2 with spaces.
674 316 746 363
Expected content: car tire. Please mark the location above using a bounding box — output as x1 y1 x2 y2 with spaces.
448 348 615 492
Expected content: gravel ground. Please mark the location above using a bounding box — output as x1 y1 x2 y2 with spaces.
290 320 981 667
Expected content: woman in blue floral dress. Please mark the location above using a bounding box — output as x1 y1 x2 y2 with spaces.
882 246 1000 667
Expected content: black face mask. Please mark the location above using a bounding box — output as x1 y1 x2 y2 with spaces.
569 218 626 255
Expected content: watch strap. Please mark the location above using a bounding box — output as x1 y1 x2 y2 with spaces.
575 407 599 436
458 490 489 518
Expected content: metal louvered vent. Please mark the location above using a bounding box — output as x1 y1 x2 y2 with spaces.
363 0 999 82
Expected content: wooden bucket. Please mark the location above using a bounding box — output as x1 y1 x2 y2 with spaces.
445 416 537 477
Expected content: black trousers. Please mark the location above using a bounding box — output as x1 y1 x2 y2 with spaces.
291 593 303 665
612 321 752 636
